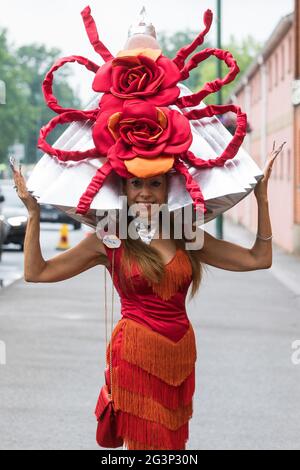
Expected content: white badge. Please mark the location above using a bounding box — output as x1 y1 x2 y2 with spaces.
102 234 122 249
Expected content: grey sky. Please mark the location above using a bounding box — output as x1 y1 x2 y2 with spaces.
1 0 294 101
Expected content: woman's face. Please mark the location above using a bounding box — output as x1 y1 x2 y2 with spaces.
122 175 168 218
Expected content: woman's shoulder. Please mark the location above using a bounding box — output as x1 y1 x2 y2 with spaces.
83 231 109 257
99 235 124 267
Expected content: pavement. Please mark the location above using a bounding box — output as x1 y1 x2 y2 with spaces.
0 223 87 289
0 218 299 450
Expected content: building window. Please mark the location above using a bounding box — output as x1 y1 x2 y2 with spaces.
274 52 278 86
288 35 292 73
252 78 256 105
268 59 272 91
280 149 284 179
281 44 285 80
298 130 300 184
287 149 291 180
274 153 277 179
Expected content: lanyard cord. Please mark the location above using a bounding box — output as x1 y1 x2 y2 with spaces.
104 250 115 400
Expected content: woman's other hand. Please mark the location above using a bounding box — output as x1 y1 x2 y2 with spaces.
254 141 287 202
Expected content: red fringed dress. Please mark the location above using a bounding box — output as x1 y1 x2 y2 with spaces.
97 240 196 450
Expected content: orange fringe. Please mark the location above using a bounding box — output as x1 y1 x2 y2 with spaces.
125 439 161 450
124 438 186 451
117 411 189 449
147 248 193 301
102 319 196 449
109 319 197 386
112 361 195 409
113 384 193 431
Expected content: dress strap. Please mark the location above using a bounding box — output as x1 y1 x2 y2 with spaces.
103 238 123 273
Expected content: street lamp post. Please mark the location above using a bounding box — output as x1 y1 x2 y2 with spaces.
0 80 5 105
216 0 224 239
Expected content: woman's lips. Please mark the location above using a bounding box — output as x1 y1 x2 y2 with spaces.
136 202 156 205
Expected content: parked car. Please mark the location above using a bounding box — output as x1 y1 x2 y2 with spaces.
0 214 5 261
40 204 82 230
0 181 28 251
0 186 9 260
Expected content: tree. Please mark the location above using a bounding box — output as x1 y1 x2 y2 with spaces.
158 30 262 104
0 29 81 165
16 44 81 163
0 26 262 166
158 29 211 91
200 34 262 104
0 29 29 164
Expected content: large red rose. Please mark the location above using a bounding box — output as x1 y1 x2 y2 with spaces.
93 49 181 108
92 100 193 161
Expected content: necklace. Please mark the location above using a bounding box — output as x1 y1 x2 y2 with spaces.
133 218 160 245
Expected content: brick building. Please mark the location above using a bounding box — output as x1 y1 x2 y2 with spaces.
226 1 300 254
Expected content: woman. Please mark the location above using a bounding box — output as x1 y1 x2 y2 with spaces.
11 141 284 450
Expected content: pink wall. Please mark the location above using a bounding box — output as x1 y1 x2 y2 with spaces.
226 26 295 253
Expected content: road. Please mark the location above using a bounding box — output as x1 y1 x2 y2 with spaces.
0 223 87 287
0 219 299 450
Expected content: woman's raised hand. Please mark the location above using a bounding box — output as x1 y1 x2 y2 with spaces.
254 141 287 202
9 156 40 216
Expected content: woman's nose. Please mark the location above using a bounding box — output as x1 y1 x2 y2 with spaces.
139 185 153 199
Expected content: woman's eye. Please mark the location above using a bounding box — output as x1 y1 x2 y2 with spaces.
151 181 161 187
132 180 142 187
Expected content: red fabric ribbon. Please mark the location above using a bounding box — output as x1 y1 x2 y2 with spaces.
81 6 114 62
177 48 240 108
38 109 99 161
184 103 247 167
173 9 213 71
75 160 114 214
42 55 99 114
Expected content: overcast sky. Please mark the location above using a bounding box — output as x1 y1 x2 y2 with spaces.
1 0 294 101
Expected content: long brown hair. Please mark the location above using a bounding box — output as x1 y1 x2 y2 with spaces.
114 210 206 302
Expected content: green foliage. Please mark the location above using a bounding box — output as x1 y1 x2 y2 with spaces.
0 30 29 163
0 26 262 167
158 30 262 105
0 29 81 165
158 29 211 92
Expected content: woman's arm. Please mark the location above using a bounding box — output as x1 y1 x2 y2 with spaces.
25 214 107 283
24 210 46 282
198 210 271 272
11 161 107 283
198 141 286 272
28 233 108 283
